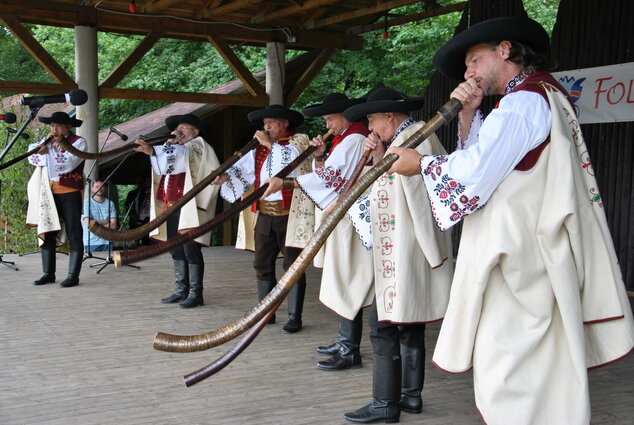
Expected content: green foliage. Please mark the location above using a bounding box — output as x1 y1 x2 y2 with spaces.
0 0 560 253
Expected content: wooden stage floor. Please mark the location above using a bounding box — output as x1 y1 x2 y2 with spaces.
1 247 633 424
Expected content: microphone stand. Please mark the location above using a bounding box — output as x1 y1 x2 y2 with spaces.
0 105 39 164
0 178 18 270
87 130 140 273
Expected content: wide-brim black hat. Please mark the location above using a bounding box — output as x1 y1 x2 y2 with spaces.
433 16 550 81
165 114 209 139
302 93 364 117
247 104 304 128
343 87 424 123
38 111 82 127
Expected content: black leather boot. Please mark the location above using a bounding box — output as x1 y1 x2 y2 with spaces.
399 344 425 414
317 312 363 370
180 264 204 308
282 274 305 333
257 280 276 324
316 341 342 355
162 260 189 303
34 248 56 285
343 354 401 423
59 250 82 287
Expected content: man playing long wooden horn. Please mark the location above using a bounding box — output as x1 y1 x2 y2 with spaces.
212 105 312 333
133 114 220 308
387 16 634 425
262 93 374 371
27 111 86 288
338 87 454 423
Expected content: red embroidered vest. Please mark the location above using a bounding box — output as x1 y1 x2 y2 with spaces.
157 173 186 203
330 121 370 153
251 132 295 212
57 133 85 190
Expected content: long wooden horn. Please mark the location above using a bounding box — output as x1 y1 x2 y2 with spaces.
55 133 175 160
0 136 53 172
114 129 334 266
89 138 260 242
153 98 462 353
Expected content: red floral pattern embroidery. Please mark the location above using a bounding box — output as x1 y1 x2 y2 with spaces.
315 165 348 193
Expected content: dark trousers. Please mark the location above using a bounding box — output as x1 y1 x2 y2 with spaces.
253 213 302 282
166 210 203 265
368 298 426 357
42 191 84 253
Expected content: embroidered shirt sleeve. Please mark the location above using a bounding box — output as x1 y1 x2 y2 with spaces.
27 139 46 166
458 109 483 150
221 151 255 203
420 91 551 231
296 134 365 210
150 143 187 175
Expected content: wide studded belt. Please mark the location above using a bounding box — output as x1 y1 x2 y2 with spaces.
258 200 289 216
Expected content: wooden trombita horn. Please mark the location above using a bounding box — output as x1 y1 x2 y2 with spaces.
114 129 335 266
0 135 53 172
153 98 463 354
55 133 175 160
89 137 261 242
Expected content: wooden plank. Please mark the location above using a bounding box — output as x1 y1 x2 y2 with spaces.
349 1 468 34
0 14 75 85
144 0 183 12
310 0 421 29
100 87 269 106
207 0 263 17
206 34 266 97
100 31 164 89
0 80 77 95
285 48 336 105
251 0 339 24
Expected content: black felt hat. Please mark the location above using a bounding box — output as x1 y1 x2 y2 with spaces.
433 16 550 81
247 104 304 128
165 114 209 139
343 87 424 123
38 111 82 127
302 93 364 117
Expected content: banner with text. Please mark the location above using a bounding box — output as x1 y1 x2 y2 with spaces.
552 62 634 124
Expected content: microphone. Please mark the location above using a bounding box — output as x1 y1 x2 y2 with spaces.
110 127 128 141
7 128 29 139
21 89 88 107
0 113 17 124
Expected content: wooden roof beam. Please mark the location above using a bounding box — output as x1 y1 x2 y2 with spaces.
144 0 184 13
100 31 164 89
206 34 266 97
251 0 340 24
286 47 336 105
309 0 422 29
0 14 75 85
207 0 264 17
0 80 77 95
350 1 468 34
100 87 269 106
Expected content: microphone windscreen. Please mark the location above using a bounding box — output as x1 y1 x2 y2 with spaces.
69 89 88 106
3 113 17 124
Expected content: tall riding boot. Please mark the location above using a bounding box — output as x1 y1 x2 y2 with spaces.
257 280 276 324
399 344 425 414
344 354 401 423
317 312 363 370
180 264 204 308
59 250 82 287
34 248 56 285
161 260 189 303
282 274 305 333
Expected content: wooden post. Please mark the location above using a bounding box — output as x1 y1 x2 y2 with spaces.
265 42 286 105
74 25 99 180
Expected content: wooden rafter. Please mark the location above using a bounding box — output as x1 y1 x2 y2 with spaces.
0 80 76 95
144 0 183 13
350 1 468 34
100 31 164 89
208 0 263 17
310 0 422 29
100 87 268 106
0 14 75 85
286 48 337 105
206 34 266 98
251 0 340 24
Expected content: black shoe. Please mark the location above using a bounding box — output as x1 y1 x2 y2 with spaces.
316 341 342 355
179 294 204 309
59 275 79 287
161 293 187 304
317 350 362 371
282 315 302 333
343 401 400 424
34 273 55 285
